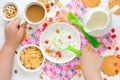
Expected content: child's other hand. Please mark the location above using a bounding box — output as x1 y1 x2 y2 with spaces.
80 48 103 80
4 18 27 48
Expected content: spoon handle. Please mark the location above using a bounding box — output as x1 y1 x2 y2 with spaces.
67 45 82 56
76 22 100 48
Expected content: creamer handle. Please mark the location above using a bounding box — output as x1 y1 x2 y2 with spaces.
110 5 120 13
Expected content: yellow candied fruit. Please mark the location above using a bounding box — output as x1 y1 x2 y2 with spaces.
56 29 60 33
77 73 82 77
65 68 69 71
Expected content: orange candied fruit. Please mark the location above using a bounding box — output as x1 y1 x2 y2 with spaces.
56 11 60 16
103 78 107 80
49 17 53 22
45 48 51 53
47 7 50 12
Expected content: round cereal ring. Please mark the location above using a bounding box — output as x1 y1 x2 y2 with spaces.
81 0 101 8
3 8 8 12
5 6 10 10
7 6 11 9
8 9 14 14
102 55 120 76
108 0 120 15
10 6 16 10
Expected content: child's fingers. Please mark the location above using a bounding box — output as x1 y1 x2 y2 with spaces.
81 48 87 53
81 47 91 55
19 22 27 34
81 47 92 53
20 22 27 28
12 18 21 28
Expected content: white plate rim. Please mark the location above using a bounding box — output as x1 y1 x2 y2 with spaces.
39 22 81 63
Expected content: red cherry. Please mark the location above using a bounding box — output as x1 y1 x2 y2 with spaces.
111 34 116 39
117 55 120 59
45 4 50 8
67 35 71 39
55 51 62 58
45 40 49 44
115 46 119 51
107 46 111 50
111 28 115 33
43 22 48 28
115 69 119 74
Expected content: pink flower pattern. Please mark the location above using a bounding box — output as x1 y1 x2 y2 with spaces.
20 0 115 80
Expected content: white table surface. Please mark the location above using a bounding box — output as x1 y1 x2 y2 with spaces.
0 0 120 80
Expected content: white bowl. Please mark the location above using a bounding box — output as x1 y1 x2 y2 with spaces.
17 44 44 72
40 22 81 63
0 1 19 21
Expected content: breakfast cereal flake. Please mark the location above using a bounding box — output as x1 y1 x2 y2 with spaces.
20 46 43 70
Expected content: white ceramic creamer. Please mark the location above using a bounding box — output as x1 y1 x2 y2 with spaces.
83 5 120 37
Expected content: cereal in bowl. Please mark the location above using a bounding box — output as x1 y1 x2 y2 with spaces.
3 5 17 18
20 46 43 70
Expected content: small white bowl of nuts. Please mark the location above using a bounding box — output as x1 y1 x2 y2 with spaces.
18 44 44 72
1 1 19 21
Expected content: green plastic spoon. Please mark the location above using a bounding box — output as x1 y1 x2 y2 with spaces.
67 12 100 48
53 37 82 56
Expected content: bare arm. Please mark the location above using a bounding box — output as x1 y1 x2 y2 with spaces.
0 43 16 80
0 19 26 80
80 48 104 80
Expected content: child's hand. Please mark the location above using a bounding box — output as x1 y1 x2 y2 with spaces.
4 18 27 48
80 48 103 80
